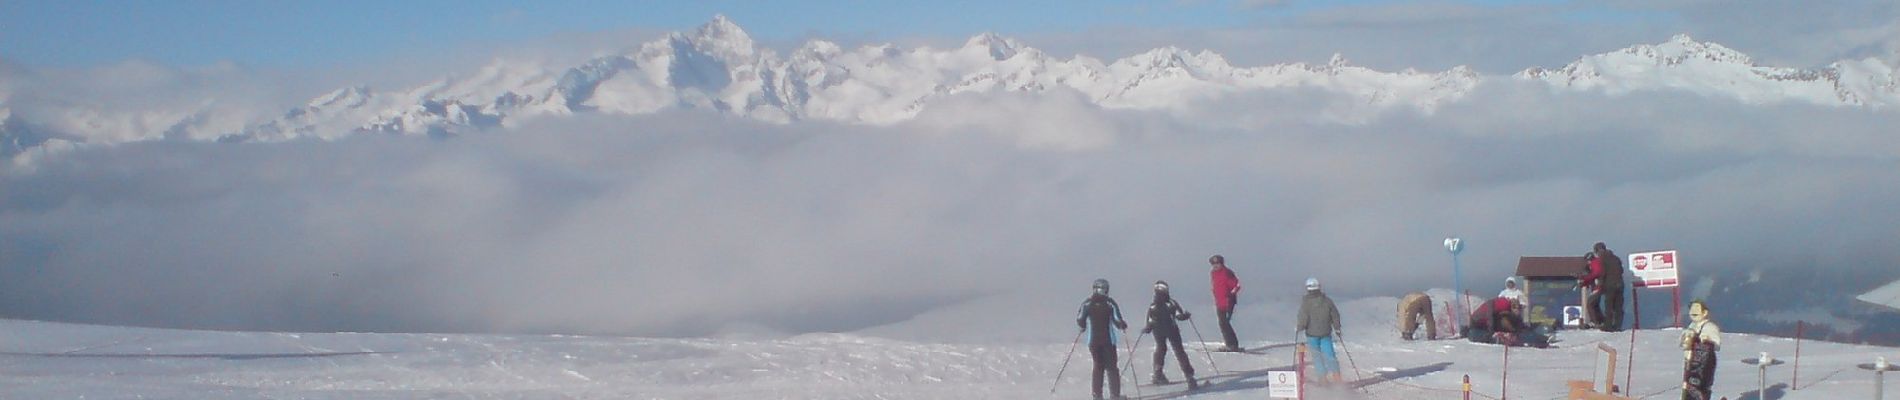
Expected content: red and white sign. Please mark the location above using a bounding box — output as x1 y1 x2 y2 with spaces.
1628 250 1680 288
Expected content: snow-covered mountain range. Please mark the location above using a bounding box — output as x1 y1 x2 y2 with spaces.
4 16 1896 163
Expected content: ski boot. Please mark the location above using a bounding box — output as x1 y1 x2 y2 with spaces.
1151 371 1170 385
1185 374 1201 390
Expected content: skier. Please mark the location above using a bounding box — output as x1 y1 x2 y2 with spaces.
1295 278 1344 383
1397 291 1437 341
1593 243 1625 331
1209 255 1242 352
1680 300 1721 400
1141 280 1198 389
1077 278 1129 400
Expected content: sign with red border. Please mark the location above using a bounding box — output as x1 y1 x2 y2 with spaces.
1628 250 1680 288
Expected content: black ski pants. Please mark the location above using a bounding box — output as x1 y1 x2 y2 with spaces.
1600 285 1625 330
1217 308 1239 350
1151 330 1194 378
1089 343 1121 399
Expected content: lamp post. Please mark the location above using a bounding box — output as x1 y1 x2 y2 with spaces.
1444 237 1465 330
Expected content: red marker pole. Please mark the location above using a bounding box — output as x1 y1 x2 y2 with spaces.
1297 343 1307 400
1626 288 1639 394
1672 286 1682 328
1502 344 1510 400
1793 321 1805 390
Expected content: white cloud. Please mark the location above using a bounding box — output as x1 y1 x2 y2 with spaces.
4 80 1898 339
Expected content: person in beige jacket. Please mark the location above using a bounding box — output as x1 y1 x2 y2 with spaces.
1680 300 1721 400
1396 292 1436 340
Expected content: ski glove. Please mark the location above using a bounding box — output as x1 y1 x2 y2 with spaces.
1115 321 1128 330
1141 326 1152 334
1177 312 1192 321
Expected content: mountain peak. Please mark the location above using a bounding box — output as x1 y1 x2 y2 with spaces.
1637 34 1752 66
692 14 756 51
963 33 1023 60
1328 53 1351 68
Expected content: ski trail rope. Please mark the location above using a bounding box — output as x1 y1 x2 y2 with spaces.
1335 363 1504 400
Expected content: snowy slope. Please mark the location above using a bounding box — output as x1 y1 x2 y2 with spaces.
4 294 1895 399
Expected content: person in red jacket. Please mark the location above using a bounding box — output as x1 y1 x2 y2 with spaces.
1576 251 1606 329
1209 255 1242 351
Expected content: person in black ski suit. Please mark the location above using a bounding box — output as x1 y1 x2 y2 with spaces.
1142 280 1198 389
1077 278 1129 400
1593 242 1626 331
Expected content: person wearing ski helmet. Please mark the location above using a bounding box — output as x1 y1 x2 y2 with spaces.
1077 278 1129 400
1142 280 1198 389
1295 278 1344 383
1208 255 1242 351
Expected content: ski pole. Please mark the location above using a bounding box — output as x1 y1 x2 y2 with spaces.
1186 317 1222 375
1337 330 1367 389
1050 330 1083 394
1122 327 1145 398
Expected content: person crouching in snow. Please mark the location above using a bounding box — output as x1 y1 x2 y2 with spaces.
1397 291 1437 341
1681 300 1721 400
1077 279 1129 400
1465 297 1548 348
1143 280 1198 389
1296 278 1344 383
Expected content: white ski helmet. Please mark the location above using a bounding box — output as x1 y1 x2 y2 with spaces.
1153 280 1170 292
1304 277 1321 291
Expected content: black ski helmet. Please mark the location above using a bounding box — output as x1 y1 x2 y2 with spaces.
1092 278 1110 295
1153 280 1170 292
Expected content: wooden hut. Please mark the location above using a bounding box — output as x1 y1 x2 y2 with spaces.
1515 256 1587 329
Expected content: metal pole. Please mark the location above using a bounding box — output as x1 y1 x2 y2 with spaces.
1186 317 1221 375
1050 330 1084 394
1758 361 1767 400
1452 252 1465 326
1876 369 1883 400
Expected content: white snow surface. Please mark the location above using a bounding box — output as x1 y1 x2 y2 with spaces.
5 293 1895 399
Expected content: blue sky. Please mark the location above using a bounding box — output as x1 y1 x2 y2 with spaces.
0 0 1581 68
2 0 1239 67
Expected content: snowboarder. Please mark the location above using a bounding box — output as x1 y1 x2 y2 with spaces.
1397 291 1437 341
1680 300 1721 400
1593 243 1625 331
1141 280 1198 389
1208 255 1242 352
1077 278 1129 400
1295 278 1343 383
